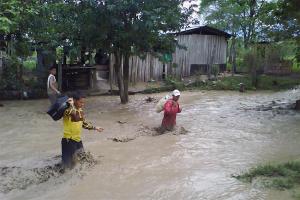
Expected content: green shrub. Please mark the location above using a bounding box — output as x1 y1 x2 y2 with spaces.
0 56 22 90
212 64 219 78
165 75 185 90
23 60 36 70
258 75 300 90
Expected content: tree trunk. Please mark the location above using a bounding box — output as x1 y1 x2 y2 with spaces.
80 46 86 65
207 64 212 80
63 46 67 65
251 65 257 87
109 54 113 94
114 50 126 104
36 48 44 72
208 44 216 80
231 37 237 75
295 100 300 110
123 53 130 103
36 48 52 87
19 62 24 99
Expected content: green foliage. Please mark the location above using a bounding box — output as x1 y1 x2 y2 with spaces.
189 76 252 90
0 56 22 90
258 75 300 90
102 0 195 102
234 161 300 190
165 75 185 90
211 64 219 78
24 77 41 90
292 61 300 73
0 0 38 34
201 0 270 46
142 86 173 94
243 48 263 87
201 0 297 45
274 0 300 40
187 75 300 91
104 0 195 56
23 60 36 70
201 0 300 67
56 47 64 62
140 74 300 94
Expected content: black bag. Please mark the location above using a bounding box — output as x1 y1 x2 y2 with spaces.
47 95 69 121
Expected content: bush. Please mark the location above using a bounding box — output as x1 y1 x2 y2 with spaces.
23 59 36 70
258 75 300 90
212 64 219 78
243 48 264 87
0 56 22 90
165 75 185 90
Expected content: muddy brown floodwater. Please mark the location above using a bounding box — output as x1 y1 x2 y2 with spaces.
1 89 300 200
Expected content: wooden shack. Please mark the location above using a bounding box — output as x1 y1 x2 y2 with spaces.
172 26 231 77
109 26 231 82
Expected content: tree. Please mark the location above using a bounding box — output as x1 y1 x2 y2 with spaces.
201 0 237 74
103 0 195 103
0 0 38 54
201 0 270 47
1 0 195 103
201 0 300 59
274 0 300 62
0 0 39 93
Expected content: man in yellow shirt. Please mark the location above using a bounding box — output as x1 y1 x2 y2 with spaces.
62 91 103 168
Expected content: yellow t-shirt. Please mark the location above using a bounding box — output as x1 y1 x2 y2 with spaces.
63 107 94 142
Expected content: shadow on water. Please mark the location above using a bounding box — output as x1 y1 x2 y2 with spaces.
0 151 97 194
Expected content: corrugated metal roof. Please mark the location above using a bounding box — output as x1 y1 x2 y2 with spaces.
177 26 231 39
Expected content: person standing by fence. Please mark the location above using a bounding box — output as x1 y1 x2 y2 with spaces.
47 66 60 104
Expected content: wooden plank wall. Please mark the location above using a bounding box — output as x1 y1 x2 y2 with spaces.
109 34 227 82
171 35 227 77
110 54 166 83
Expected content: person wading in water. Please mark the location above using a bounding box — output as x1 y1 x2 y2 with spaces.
61 91 104 168
160 89 182 133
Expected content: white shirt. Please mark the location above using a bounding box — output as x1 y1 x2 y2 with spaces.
47 74 57 94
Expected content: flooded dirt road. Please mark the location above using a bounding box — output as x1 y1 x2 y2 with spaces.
0 89 300 200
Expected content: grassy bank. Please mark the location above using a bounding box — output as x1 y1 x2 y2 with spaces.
143 74 300 93
189 75 300 91
233 161 300 190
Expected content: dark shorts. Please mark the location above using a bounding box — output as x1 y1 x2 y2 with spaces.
61 138 84 168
